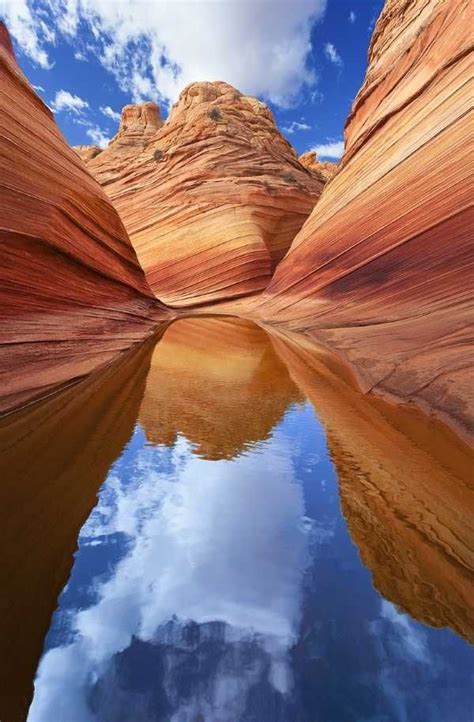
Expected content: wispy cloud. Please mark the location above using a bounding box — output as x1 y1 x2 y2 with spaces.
349 10 356 23
50 89 89 114
100 105 121 123
74 50 86 61
282 120 311 134
324 41 343 67
311 139 344 159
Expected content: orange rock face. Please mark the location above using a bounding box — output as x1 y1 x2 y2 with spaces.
73 144 102 162
0 23 166 414
260 0 473 438
298 150 338 182
82 82 325 307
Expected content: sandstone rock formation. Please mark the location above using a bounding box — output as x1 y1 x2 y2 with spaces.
259 0 473 439
81 82 325 307
73 144 102 162
0 22 166 414
299 150 338 182
270 328 474 643
139 317 303 458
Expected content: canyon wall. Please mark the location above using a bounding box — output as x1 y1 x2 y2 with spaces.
0 22 166 414
81 82 325 307
259 0 473 438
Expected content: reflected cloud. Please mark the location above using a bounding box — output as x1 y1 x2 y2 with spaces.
29 431 310 721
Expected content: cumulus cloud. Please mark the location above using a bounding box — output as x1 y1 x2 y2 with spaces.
1 0 327 108
283 120 311 134
311 139 344 159
100 104 120 122
50 89 89 113
28 432 310 721
85 124 109 148
349 10 356 23
324 41 343 67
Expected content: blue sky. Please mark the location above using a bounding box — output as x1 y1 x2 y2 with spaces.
1 0 384 159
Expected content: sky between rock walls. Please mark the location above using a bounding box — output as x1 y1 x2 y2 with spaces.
1 0 384 159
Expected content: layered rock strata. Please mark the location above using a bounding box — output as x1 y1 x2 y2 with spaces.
81 82 325 307
260 0 473 438
0 23 166 414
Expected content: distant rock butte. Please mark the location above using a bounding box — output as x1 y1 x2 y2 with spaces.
0 22 166 414
80 82 325 307
259 0 473 439
73 144 102 162
298 151 338 183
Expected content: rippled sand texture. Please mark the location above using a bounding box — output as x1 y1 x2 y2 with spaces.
0 23 165 414
0 338 159 722
139 317 303 459
260 0 473 439
81 82 325 306
269 329 474 643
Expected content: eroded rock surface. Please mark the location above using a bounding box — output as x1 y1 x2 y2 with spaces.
298 151 338 182
82 82 325 307
259 0 473 438
0 23 166 414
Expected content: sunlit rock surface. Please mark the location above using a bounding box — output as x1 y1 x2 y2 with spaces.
73 144 102 162
139 317 303 458
81 82 325 307
259 0 473 438
298 150 338 182
0 22 166 414
0 337 158 722
270 329 474 643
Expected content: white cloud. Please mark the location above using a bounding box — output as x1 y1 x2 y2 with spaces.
86 124 109 148
74 50 86 61
324 41 343 67
0 0 52 67
2 0 327 108
283 120 311 134
349 10 356 23
28 431 311 721
311 139 344 159
100 104 120 122
32 83 45 92
51 89 89 114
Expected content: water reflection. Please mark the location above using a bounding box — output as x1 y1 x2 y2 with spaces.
1 317 473 722
270 329 474 643
139 316 303 458
0 335 164 722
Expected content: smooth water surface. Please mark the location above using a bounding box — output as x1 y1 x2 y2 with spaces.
3 318 473 722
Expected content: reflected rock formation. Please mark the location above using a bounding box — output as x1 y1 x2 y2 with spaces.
0 335 158 722
269 329 474 643
260 0 473 438
80 82 325 307
0 22 164 415
139 317 303 459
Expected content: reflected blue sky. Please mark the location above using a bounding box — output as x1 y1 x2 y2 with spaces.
28 364 473 722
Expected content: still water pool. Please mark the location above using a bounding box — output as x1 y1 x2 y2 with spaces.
1 317 472 722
